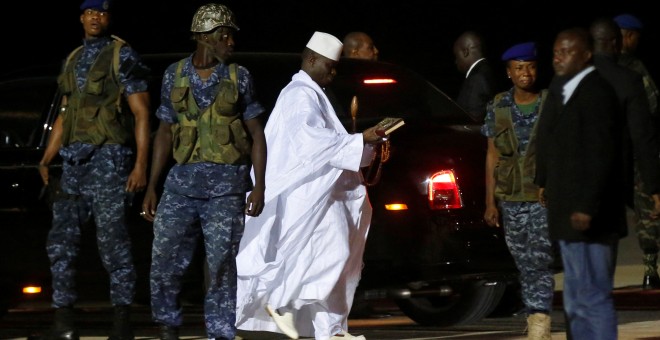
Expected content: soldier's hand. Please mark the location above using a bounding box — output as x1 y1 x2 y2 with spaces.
484 206 500 227
140 188 158 222
246 190 264 217
38 164 49 185
538 188 547 207
651 194 660 219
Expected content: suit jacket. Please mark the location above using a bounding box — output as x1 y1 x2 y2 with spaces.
594 54 660 207
457 59 498 123
535 70 627 242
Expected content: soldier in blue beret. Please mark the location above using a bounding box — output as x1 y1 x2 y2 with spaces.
79 0 112 12
614 13 643 30
501 42 537 62
614 14 660 288
36 0 150 339
482 41 555 339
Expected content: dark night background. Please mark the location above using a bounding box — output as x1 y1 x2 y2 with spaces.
3 0 659 98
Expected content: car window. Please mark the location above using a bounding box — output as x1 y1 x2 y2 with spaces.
329 59 472 130
0 77 56 148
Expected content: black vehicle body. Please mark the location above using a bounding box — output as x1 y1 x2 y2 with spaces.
0 52 518 326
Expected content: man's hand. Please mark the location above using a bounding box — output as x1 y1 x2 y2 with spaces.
140 187 158 222
651 194 660 219
570 212 592 231
362 126 387 144
38 164 49 185
126 167 147 192
245 189 265 217
538 188 547 207
484 205 500 227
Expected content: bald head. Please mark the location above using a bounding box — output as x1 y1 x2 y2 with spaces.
453 31 486 73
342 31 379 61
590 17 622 56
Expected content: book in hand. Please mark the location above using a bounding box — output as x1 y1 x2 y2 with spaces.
375 117 405 137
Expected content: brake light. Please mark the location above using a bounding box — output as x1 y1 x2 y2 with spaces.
22 285 42 294
428 170 463 209
363 78 397 85
385 203 408 211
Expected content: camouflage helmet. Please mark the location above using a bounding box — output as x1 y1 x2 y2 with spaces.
191 3 239 33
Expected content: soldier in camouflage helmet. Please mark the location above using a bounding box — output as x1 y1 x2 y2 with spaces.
140 3 266 339
482 42 554 340
36 0 151 339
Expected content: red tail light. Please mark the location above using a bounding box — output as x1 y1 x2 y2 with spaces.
428 170 463 209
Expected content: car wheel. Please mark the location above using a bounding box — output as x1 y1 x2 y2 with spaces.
394 280 506 326
487 281 525 317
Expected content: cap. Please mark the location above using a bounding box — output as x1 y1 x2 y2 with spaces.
80 0 111 11
501 42 537 61
190 3 239 33
614 13 643 30
306 32 343 61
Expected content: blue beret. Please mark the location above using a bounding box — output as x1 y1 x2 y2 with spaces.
80 0 112 11
501 42 537 62
614 13 643 30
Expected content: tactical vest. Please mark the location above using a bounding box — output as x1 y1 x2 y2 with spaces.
492 90 547 202
57 36 132 146
170 60 251 165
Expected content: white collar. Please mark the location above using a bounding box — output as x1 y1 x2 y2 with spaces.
562 65 595 104
466 58 486 78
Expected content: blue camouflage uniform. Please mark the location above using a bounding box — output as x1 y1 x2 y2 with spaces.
150 55 264 339
482 88 555 315
48 36 149 308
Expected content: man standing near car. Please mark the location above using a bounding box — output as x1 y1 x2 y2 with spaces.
36 0 151 339
342 32 379 61
235 31 384 340
139 3 266 339
453 30 499 123
535 27 625 340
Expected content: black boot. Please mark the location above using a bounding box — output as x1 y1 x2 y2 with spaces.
107 305 134 340
643 253 660 289
158 324 179 340
40 306 79 340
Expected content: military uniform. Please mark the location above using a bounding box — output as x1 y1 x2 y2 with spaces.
149 47 264 340
48 35 148 309
615 13 660 288
482 88 555 315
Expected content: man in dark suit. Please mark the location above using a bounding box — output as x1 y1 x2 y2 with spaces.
591 17 660 289
452 31 498 123
535 27 624 340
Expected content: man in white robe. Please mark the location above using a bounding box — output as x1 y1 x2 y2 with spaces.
235 31 385 340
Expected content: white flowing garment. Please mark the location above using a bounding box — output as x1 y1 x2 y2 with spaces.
235 70 373 338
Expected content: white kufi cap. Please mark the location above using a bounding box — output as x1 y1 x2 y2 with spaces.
306 31 343 61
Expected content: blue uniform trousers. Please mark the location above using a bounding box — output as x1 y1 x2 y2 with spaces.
47 154 136 308
500 201 554 313
150 190 244 339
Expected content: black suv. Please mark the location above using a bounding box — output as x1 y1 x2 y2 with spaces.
0 52 518 326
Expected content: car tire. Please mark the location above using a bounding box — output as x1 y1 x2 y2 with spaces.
394 280 506 327
487 281 525 318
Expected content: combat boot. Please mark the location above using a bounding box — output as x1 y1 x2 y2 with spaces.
158 324 179 340
41 306 79 340
526 313 551 340
107 305 134 340
642 253 660 289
